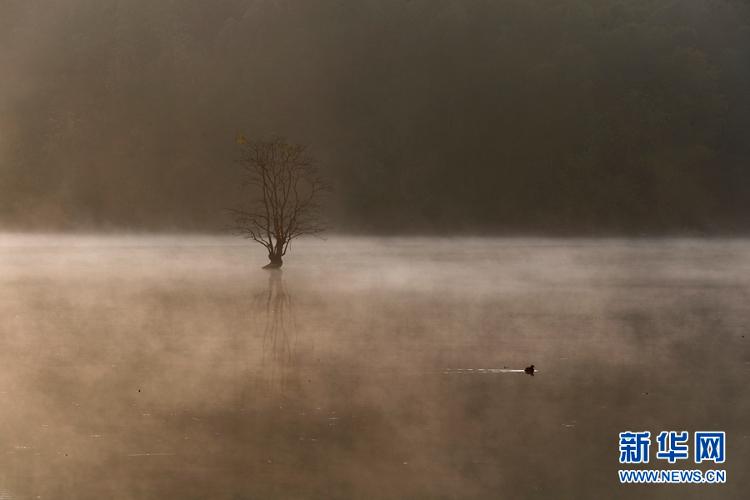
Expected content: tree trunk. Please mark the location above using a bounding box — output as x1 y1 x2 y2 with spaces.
263 240 285 269
264 252 283 269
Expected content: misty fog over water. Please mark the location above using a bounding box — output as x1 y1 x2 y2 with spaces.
2 0 750 497
0 235 747 499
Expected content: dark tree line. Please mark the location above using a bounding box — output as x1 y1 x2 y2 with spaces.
1 0 749 234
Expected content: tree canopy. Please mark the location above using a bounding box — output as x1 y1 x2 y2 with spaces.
230 137 326 267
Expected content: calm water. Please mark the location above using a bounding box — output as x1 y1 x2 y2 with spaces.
0 235 748 499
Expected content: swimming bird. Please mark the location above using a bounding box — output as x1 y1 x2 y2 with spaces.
524 364 535 376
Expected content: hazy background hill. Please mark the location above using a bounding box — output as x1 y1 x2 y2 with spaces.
1 0 749 234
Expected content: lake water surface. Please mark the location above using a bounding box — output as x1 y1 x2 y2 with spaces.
0 235 748 499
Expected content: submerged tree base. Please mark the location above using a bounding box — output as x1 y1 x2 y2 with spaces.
263 257 283 269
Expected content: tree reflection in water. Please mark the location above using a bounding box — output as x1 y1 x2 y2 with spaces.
255 269 298 393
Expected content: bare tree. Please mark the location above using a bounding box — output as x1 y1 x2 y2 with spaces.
230 136 328 268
